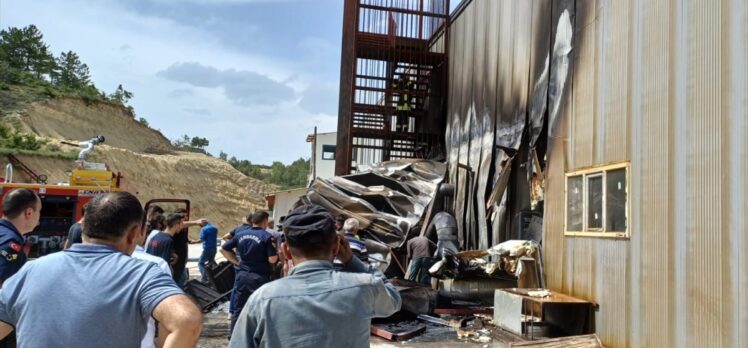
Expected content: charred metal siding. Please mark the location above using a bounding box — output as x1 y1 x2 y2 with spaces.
446 0 748 347
445 0 553 251
548 0 748 347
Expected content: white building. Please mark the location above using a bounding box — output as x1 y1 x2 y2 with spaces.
266 187 307 223
267 131 338 223
307 131 336 182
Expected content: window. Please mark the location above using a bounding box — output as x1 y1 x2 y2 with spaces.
565 162 629 238
321 145 336 160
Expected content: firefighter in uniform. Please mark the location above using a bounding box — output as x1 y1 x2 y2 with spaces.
394 75 415 133
0 188 41 348
220 210 278 335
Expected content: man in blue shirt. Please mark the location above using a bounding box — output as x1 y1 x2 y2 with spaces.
0 192 202 348
190 221 218 282
220 210 278 333
229 204 401 348
222 215 252 241
0 188 40 286
146 213 184 268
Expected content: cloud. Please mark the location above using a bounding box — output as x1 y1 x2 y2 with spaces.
183 107 212 116
158 62 295 106
1 0 340 164
299 81 338 115
298 37 336 60
168 88 194 98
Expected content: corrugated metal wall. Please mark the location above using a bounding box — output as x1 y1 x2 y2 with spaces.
446 0 555 251
544 0 748 346
447 0 748 347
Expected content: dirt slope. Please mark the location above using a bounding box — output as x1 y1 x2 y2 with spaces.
5 96 275 234
11 97 173 154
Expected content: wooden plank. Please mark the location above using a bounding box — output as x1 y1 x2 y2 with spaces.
564 231 630 239
565 161 630 176
500 288 593 305
508 334 604 348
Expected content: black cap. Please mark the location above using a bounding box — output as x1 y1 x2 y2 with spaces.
283 204 335 247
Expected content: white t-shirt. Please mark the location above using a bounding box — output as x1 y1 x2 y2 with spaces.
145 229 161 249
132 245 172 348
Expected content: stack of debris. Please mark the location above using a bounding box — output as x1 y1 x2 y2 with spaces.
370 239 547 344
306 160 447 275
183 261 235 312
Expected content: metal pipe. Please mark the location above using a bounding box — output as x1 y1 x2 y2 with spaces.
312 126 317 181
4 163 12 183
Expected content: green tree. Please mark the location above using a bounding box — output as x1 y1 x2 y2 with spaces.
190 136 209 150
53 50 90 90
218 151 228 161
109 84 133 104
0 25 56 78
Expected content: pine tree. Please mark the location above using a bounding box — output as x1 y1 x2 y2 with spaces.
53 50 91 90
190 136 209 150
0 25 56 78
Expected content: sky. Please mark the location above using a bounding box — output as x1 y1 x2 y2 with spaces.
0 0 461 165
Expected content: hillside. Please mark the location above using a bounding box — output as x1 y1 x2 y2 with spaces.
2 92 276 234
13 96 173 154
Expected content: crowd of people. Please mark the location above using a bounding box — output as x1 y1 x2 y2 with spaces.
0 188 402 348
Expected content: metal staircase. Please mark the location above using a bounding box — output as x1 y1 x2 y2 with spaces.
336 0 450 175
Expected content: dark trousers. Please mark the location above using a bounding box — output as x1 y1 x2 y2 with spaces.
229 271 269 334
406 257 436 285
198 249 216 282
395 111 409 132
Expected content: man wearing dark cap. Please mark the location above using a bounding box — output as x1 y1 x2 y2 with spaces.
220 210 278 334
229 205 401 348
0 192 202 347
0 188 40 286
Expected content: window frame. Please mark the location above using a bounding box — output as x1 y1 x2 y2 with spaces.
564 161 630 239
321 145 336 161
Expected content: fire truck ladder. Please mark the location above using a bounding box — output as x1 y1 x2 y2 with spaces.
6 154 42 183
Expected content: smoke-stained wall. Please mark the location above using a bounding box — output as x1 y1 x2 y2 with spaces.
446 0 748 347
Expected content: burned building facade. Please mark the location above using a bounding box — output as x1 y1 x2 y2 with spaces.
443 0 748 347
336 0 747 347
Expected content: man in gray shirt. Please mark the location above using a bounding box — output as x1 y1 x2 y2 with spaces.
0 192 203 348
229 204 401 348
405 235 437 284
